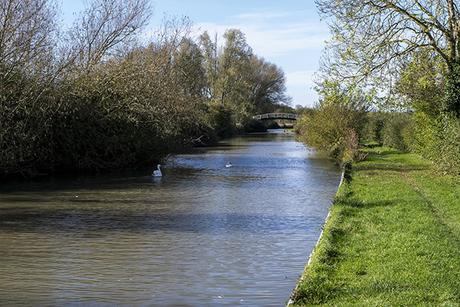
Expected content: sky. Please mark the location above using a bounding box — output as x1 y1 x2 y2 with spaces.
60 0 331 107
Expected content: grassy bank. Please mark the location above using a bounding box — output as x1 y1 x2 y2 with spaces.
291 147 460 306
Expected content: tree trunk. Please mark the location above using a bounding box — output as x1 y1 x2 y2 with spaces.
446 0 460 116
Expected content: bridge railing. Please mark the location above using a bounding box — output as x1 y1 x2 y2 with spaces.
252 113 299 120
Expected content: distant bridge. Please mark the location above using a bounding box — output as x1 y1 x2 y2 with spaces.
252 113 299 121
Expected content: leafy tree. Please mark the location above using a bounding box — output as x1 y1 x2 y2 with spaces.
203 29 291 128
395 50 460 173
396 51 445 117
198 31 219 99
316 0 460 116
175 38 207 98
215 29 253 125
248 56 291 113
297 81 369 162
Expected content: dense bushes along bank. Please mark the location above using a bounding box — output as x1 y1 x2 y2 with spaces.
297 106 460 175
290 147 460 305
0 0 292 179
295 82 460 175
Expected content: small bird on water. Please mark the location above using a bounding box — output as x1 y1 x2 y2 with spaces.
225 162 233 168
152 164 163 177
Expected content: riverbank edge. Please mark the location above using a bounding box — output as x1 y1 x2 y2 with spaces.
286 169 345 306
0 129 292 182
287 147 460 305
0 131 224 182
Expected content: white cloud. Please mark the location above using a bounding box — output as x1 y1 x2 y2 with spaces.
194 19 329 58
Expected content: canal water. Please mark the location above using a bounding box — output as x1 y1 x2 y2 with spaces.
0 130 340 306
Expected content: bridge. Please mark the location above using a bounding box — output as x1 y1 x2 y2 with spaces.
252 113 298 121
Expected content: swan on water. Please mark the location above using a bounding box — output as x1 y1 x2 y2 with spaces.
225 162 232 168
152 164 163 177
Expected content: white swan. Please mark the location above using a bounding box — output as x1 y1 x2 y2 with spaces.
225 162 232 168
152 164 163 177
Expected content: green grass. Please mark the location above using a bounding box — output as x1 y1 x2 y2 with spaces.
291 147 460 306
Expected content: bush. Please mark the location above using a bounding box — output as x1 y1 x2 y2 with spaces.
403 112 438 159
363 112 385 145
402 112 460 175
361 112 413 152
207 104 236 138
437 116 460 174
297 102 367 163
382 113 412 152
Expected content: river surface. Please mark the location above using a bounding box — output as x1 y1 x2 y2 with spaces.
0 130 340 306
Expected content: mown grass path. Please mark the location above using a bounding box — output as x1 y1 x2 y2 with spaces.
291 148 460 306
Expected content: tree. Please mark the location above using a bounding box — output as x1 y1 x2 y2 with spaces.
0 0 57 176
396 50 445 117
68 0 151 71
0 0 57 106
248 56 290 113
175 38 207 98
215 29 253 125
198 31 218 99
297 81 369 162
316 0 460 116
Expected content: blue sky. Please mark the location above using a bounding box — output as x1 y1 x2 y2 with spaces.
60 0 331 107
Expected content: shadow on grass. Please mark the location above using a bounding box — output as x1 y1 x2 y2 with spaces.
338 198 396 209
355 164 430 172
361 146 401 155
357 149 430 173
371 148 401 155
